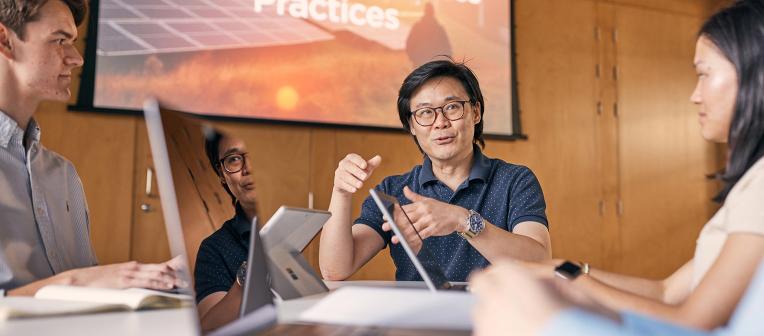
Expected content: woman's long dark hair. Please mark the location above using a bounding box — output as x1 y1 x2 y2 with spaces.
700 0 764 202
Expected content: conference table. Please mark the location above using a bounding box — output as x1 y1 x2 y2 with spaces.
0 281 472 335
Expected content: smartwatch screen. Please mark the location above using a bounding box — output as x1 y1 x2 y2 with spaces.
555 261 582 280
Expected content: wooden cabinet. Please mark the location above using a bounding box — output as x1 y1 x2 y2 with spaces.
130 123 171 264
613 5 718 277
497 0 721 278
498 0 609 268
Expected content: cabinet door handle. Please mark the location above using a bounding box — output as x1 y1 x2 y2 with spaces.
145 167 154 197
140 203 153 213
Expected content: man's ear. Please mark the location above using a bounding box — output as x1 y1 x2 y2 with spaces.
473 102 482 124
408 116 417 135
0 24 15 60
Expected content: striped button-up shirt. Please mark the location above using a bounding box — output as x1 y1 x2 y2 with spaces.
0 111 96 295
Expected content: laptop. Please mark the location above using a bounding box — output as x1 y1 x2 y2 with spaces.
259 206 330 300
260 206 330 254
369 189 469 292
144 96 329 300
143 99 288 333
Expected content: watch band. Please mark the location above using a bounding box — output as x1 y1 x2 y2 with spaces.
458 226 477 239
580 261 590 275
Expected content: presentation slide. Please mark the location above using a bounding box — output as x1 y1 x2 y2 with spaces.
94 0 514 135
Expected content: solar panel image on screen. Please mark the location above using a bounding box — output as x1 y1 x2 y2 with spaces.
97 0 334 56
89 1 517 136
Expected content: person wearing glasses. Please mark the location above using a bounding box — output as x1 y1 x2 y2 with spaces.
319 59 552 282
194 130 257 332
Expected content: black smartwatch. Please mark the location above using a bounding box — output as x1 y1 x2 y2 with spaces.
555 261 586 280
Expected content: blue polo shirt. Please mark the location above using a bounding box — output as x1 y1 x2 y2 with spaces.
355 146 548 281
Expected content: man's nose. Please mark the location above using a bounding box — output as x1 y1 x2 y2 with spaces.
65 45 84 67
432 109 451 129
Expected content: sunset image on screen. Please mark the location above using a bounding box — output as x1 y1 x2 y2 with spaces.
94 0 513 135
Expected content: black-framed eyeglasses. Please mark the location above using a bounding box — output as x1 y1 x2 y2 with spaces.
218 152 250 174
411 100 470 127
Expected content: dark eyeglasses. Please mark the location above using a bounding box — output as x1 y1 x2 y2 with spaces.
218 152 250 174
411 100 470 126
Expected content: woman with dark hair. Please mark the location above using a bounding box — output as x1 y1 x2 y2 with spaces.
470 0 764 333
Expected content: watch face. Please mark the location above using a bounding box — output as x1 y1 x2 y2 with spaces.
237 261 248 285
469 212 483 231
555 261 582 279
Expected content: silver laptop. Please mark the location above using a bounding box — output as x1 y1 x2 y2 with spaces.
143 99 300 334
369 189 468 292
260 206 330 254
259 206 330 300
145 98 328 300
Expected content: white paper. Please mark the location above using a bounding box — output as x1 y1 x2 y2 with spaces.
298 287 474 330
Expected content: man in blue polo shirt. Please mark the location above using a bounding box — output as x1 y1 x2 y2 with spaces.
319 59 551 282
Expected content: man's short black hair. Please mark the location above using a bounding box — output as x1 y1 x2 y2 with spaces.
204 128 236 205
397 59 486 150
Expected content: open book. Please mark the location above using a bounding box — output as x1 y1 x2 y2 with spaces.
0 285 193 320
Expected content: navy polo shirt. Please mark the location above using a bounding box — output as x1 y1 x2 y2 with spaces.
194 205 250 303
355 146 548 281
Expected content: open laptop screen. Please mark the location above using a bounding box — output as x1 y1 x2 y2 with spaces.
145 100 277 327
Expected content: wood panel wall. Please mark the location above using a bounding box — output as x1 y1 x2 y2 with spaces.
613 5 715 277
35 0 725 279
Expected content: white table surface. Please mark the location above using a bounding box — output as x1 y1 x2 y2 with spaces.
0 307 199 336
0 281 456 336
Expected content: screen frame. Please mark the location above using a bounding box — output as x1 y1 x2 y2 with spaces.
72 0 527 140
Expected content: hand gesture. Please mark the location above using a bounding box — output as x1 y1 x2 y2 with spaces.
397 186 469 239
381 214 423 254
333 154 382 194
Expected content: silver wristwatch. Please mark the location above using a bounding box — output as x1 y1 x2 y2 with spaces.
236 261 248 287
458 209 485 239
